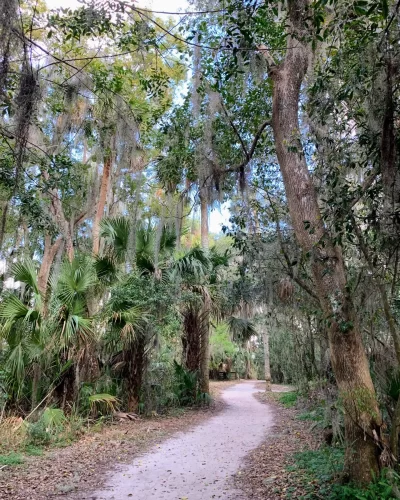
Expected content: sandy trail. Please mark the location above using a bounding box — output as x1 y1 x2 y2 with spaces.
90 381 273 500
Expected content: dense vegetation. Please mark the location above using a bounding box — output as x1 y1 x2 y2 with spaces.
1 0 400 494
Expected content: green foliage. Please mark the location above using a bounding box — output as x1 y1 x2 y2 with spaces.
279 392 298 408
88 393 118 415
0 452 24 466
296 409 324 422
40 408 66 431
172 361 198 407
24 445 43 456
288 447 400 499
27 408 83 447
210 323 237 359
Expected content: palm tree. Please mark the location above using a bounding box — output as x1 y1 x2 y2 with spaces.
135 223 176 276
172 246 228 394
0 260 47 410
227 316 257 379
94 217 131 286
50 255 95 410
103 297 148 412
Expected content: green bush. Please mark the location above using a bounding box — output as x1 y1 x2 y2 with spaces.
172 361 199 406
279 392 298 408
27 420 52 446
27 408 83 447
0 452 24 466
24 445 43 456
288 447 400 499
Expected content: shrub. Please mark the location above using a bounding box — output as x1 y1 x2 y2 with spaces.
0 452 24 466
279 392 298 408
288 447 400 499
173 361 199 406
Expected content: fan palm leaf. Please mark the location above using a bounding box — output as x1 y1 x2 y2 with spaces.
227 316 257 344
11 260 40 295
57 256 96 305
172 247 210 280
100 217 131 262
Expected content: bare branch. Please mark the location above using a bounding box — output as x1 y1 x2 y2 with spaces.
224 120 271 174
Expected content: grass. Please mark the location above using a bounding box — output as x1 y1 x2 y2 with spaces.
278 392 298 408
0 408 85 465
0 452 24 466
287 447 400 499
24 444 44 456
296 409 324 422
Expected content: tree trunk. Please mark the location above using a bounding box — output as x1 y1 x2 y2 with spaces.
262 329 271 391
0 199 9 253
182 305 202 373
352 214 400 458
92 152 112 255
198 190 210 394
381 58 400 211
199 313 210 394
126 337 146 413
38 235 63 298
264 0 382 483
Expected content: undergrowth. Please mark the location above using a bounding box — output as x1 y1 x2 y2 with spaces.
288 447 400 499
0 452 24 466
279 392 298 408
0 408 85 466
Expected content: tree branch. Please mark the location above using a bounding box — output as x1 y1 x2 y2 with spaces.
224 119 271 174
220 101 249 160
350 166 380 208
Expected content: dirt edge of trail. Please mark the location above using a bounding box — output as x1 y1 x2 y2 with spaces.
234 387 319 500
0 381 238 500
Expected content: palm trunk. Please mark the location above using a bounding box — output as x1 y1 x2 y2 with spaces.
126 337 146 413
199 313 210 394
263 0 382 483
262 329 271 391
198 191 210 394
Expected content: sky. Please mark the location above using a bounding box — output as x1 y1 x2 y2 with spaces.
44 0 230 233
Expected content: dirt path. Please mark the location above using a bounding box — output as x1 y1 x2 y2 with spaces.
89 382 273 500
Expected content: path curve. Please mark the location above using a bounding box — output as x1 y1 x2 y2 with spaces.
91 381 273 500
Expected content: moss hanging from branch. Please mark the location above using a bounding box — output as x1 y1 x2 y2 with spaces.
0 0 18 97
14 61 40 185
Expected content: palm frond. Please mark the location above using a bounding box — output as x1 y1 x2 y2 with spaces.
173 247 210 279
227 316 257 344
136 225 155 256
40 408 66 430
5 343 25 393
136 252 155 274
89 393 119 413
57 256 96 305
60 314 94 348
160 225 177 253
11 260 40 295
94 255 118 284
0 294 30 323
100 217 131 262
